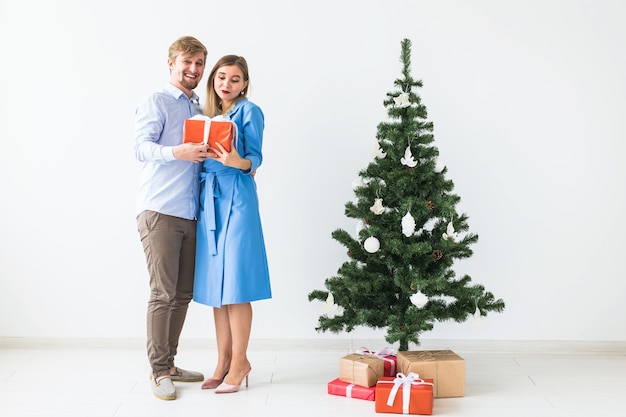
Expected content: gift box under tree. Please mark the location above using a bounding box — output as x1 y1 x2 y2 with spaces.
375 372 434 415
328 377 376 401
355 346 398 377
397 350 465 398
339 353 385 388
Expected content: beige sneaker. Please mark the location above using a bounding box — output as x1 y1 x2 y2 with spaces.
170 367 204 382
151 377 176 400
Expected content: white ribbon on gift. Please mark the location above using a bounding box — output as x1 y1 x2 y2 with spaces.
188 115 212 145
384 372 434 414
345 383 354 398
356 346 397 375
188 114 238 147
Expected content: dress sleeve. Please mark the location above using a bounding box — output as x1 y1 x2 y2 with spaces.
239 102 265 173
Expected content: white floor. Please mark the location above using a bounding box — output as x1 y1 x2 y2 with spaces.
1 338 625 417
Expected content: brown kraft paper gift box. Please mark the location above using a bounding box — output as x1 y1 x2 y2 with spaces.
339 353 385 388
397 350 465 398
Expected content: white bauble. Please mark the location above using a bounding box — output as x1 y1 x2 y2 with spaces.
434 156 445 173
351 177 365 190
363 236 380 253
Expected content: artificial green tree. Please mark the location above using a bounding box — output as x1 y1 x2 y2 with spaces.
308 38 505 351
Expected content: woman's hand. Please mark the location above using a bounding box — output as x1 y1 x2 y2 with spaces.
209 141 252 171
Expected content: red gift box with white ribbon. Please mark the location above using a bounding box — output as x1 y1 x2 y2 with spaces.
375 372 434 415
328 377 376 401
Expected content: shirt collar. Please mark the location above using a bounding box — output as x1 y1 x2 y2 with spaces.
165 83 199 104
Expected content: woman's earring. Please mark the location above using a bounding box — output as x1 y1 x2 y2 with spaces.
240 90 245 95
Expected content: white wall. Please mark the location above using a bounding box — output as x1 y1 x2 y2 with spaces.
1 0 625 344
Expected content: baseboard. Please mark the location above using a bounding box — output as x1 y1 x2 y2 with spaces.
1 336 625 355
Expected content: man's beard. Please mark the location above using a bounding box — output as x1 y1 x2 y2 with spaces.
181 78 200 91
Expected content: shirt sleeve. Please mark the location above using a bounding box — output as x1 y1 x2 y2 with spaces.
134 94 176 163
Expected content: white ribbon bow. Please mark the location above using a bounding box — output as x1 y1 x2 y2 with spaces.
356 346 397 375
356 346 397 357
386 372 433 414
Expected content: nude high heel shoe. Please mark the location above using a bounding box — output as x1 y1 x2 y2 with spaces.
201 376 226 390
214 368 251 394
201 367 230 390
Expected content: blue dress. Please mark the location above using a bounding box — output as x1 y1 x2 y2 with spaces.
193 99 271 307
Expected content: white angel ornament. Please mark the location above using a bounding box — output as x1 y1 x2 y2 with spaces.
401 210 416 237
470 304 482 327
442 222 460 243
410 291 429 308
372 143 387 159
322 292 343 318
400 146 417 168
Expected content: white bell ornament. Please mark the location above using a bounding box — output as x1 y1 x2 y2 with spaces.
394 92 411 108
370 198 385 215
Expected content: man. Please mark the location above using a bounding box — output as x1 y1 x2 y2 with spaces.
134 36 210 401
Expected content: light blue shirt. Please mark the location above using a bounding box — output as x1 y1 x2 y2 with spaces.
134 84 203 220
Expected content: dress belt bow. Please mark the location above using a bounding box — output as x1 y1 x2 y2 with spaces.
199 171 220 255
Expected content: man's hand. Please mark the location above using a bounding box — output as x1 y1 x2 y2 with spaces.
173 142 214 162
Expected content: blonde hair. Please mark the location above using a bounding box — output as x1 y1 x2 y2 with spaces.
204 55 250 117
168 36 207 63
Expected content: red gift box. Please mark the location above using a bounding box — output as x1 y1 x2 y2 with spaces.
183 115 237 152
356 346 398 377
328 377 376 401
375 373 434 415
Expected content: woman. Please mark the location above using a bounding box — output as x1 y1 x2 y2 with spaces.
193 55 272 394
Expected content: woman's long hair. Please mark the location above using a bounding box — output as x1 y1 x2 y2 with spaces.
204 55 250 117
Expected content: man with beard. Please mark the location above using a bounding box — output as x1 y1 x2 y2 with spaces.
134 36 210 401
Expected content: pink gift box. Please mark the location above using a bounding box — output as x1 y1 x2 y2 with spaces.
328 377 376 401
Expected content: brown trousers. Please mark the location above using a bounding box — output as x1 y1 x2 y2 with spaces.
137 210 196 379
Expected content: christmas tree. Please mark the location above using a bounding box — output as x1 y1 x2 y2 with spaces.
308 38 505 351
